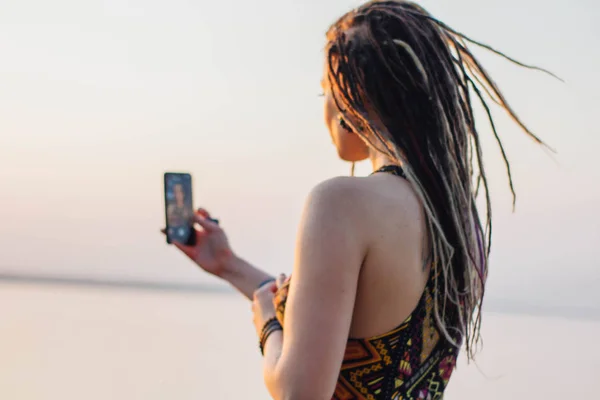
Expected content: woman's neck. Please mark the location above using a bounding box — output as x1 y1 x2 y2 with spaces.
369 149 398 173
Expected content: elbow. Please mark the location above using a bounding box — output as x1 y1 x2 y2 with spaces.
267 367 334 400
273 389 332 400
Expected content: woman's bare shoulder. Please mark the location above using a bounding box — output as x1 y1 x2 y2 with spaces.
306 174 423 233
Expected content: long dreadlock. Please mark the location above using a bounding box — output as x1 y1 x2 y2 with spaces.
325 0 556 360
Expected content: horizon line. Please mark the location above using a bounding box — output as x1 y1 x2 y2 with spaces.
0 272 232 294
2 272 599 323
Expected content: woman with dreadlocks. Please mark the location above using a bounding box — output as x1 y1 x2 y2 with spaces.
166 1 555 398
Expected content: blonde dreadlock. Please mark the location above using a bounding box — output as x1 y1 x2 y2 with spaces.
325 0 557 360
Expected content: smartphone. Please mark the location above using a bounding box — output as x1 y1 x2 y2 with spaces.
163 172 196 245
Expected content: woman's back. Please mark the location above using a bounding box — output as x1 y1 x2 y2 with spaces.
274 166 460 399
350 165 430 339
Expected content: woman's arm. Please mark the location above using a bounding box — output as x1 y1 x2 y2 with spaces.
261 177 368 400
219 254 274 300
167 209 274 301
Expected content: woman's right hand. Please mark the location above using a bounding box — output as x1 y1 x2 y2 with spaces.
165 208 235 277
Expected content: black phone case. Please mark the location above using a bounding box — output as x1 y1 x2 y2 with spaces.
163 172 196 246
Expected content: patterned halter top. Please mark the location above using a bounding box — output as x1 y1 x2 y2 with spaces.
273 165 461 400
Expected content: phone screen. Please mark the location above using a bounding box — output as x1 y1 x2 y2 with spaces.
164 172 195 245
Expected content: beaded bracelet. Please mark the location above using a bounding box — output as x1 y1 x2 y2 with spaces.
260 318 280 342
259 317 283 355
260 324 282 355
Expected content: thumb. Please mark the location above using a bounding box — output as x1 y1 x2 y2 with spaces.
276 274 286 289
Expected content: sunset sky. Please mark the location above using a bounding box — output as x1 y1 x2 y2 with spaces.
1 0 598 311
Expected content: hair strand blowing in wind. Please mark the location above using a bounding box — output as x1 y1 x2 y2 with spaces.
325 0 559 360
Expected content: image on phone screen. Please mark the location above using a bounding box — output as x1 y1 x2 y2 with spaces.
164 172 195 245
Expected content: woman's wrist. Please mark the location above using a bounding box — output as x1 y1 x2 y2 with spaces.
216 252 242 279
259 318 283 355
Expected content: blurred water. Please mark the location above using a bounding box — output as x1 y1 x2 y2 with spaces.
1 282 597 399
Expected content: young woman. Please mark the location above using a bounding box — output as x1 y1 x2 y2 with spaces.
166 1 553 399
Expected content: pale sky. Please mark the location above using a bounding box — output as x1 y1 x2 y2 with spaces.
0 0 598 312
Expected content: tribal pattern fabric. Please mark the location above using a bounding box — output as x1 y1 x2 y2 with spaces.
274 268 459 400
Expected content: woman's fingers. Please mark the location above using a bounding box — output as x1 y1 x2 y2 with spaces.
161 227 205 245
274 274 288 293
196 208 210 218
194 213 220 232
162 208 218 236
254 280 275 299
275 274 286 289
